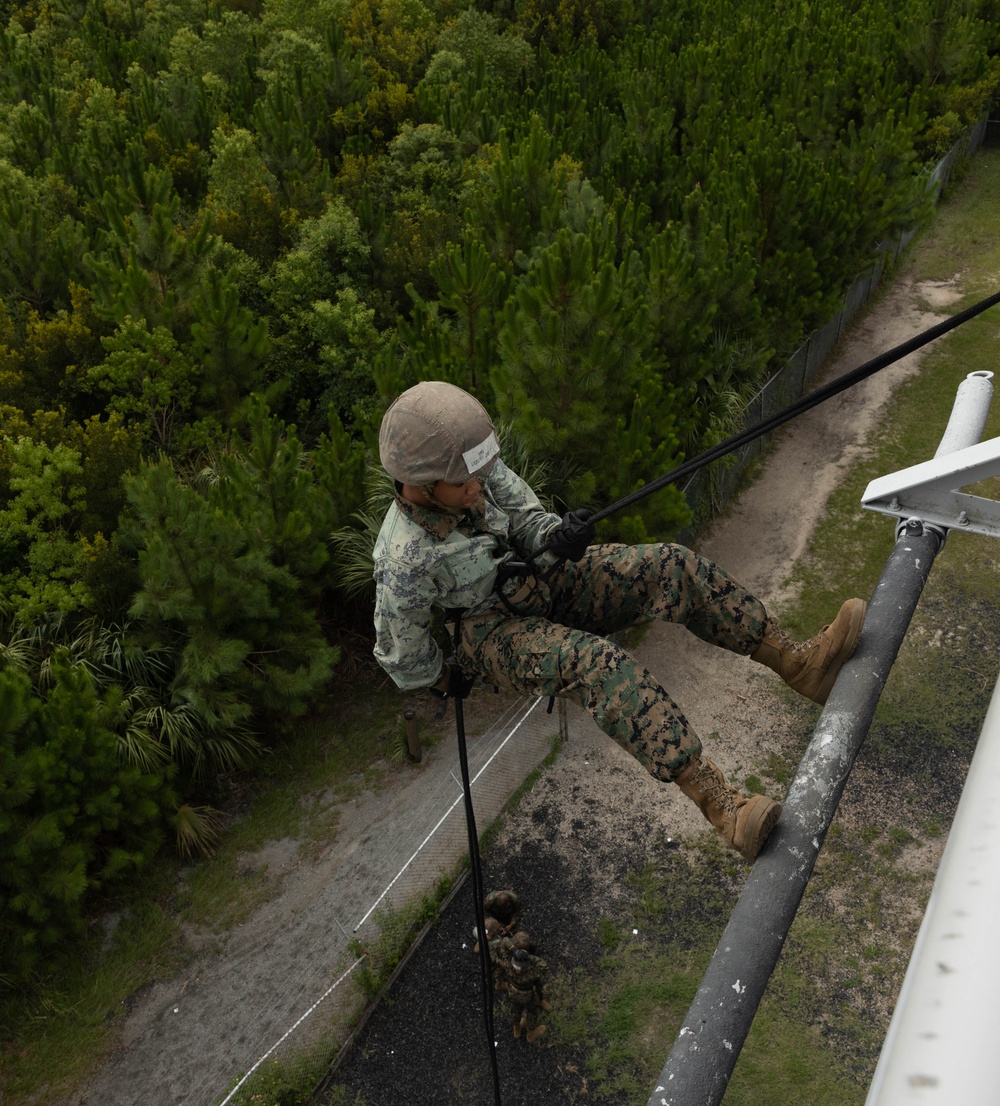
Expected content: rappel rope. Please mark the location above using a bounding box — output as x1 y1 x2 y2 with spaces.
452 286 1000 1105
450 614 504 1106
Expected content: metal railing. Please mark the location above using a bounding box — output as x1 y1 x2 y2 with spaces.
647 370 1000 1105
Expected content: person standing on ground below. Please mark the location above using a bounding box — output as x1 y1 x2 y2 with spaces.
483 889 522 937
502 936 551 1043
372 381 867 862
472 916 516 991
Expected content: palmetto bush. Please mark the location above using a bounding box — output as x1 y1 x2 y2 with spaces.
0 656 168 985
0 614 259 778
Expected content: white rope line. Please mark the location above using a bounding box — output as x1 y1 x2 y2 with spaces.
216 957 365 1106
353 696 543 931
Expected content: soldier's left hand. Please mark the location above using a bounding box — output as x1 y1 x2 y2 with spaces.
548 508 595 561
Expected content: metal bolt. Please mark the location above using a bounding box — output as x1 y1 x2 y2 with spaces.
957 511 970 526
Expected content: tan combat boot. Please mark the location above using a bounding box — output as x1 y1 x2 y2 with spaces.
751 598 867 705
513 1011 525 1039
677 757 781 862
525 1025 547 1043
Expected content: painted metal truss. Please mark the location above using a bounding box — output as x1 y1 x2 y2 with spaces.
862 433 1000 539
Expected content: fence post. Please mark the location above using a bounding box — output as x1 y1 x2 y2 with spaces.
404 709 422 762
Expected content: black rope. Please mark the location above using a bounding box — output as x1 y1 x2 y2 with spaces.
451 618 504 1106
588 287 1000 526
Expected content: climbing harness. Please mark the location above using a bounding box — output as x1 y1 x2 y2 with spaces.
492 536 564 619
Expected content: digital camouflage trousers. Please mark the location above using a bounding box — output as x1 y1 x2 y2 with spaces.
457 543 768 784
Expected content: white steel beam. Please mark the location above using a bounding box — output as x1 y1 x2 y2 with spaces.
862 372 1000 537
861 434 1000 538
865 666 1000 1105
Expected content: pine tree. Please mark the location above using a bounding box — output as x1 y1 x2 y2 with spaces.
189 267 269 424
89 320 197 452
493 225 687 537
84 148 217 334
427 234 507 392
124 401 340 771
0 658 166 985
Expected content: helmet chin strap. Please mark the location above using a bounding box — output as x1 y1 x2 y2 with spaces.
422 483 448 509
422 481 485 514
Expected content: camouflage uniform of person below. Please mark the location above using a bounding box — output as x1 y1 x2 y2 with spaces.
471 916 515 989
472 890 523 954
471 923 553 1038
372 381 868 863
502 934 551 1043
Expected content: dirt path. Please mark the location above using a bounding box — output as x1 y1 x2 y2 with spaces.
73 273 959 1106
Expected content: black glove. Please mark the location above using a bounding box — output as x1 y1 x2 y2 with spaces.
430 656 475 699
547 508 595 561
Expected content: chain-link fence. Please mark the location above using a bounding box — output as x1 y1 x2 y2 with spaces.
212 695 565 1106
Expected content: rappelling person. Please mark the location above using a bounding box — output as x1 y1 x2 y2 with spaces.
372 381 867 862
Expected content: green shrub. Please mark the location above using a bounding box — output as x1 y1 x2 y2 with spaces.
0 656 168 986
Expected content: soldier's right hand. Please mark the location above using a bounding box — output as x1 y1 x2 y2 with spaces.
430 656 475 699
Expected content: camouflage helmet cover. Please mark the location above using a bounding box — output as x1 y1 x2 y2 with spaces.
473 915 503 942
378 381 500 486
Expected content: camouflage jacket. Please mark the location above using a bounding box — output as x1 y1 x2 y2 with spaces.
487 934 516 981
372 460 560 690
504 952 549 1001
